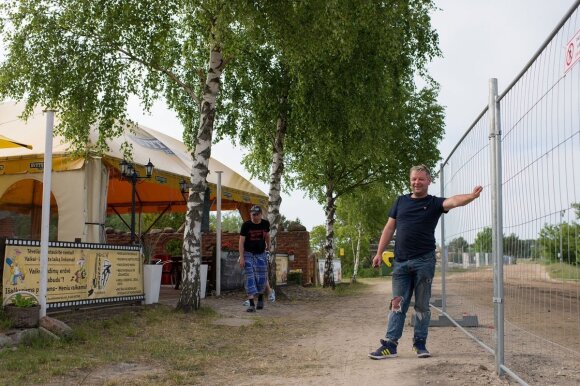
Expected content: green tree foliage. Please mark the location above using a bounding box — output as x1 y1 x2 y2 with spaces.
0 0 207 153
334 183 398 281
215 2 369 287
0 0 253 311
309 225 326 256
473 227 492 253
447 237 469 253
503 233 523 258
572 202 580 219
105 212 185 233
283 1 443 287
473 227 536 259
538 222 580 264
209 211 242 233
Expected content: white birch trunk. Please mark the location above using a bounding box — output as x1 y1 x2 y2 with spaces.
178 45 223 312
267 104 287 288
323 185 336 288
351 224 362 283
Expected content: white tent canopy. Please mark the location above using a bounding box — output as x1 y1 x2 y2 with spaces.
0 101 267 242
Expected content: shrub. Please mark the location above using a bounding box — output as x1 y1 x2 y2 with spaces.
288 269 302 285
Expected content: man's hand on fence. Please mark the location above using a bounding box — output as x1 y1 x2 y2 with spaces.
472 185 483 199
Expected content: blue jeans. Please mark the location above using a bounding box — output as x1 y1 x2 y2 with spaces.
385 251 436 342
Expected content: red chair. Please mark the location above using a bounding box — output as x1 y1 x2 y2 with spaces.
153 254 173 285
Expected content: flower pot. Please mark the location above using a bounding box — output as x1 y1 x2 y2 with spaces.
200 264 208 299
4 304 40 328
143 264 163 304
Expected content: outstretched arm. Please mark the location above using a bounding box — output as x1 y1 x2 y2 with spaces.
443 186 483 211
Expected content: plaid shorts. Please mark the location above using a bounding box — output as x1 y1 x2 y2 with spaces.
244 251 268 296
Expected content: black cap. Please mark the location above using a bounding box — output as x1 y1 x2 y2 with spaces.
250 205 262 214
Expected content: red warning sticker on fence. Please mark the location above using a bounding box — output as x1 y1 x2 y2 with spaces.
565 29 580 73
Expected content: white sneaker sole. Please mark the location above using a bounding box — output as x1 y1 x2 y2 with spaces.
368 353 398 359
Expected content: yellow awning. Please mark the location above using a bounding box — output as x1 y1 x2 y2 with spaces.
0 134 32 150
0 155 85 175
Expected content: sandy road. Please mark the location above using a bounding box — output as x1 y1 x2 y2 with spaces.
202 278 512 386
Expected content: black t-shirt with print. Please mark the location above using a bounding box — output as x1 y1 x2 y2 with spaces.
388 194 447 261
240 219 270 253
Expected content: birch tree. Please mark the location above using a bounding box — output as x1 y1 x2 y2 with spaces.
217 1 368 286
0 0 248 311
216 38 292 287
286 1 444 287
335 183 398 283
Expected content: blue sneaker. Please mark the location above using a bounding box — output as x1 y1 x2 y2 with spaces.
412 338 431 358
368 339 398 359
269 289 276 302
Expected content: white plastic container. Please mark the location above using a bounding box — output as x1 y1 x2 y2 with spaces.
143 264 163 304
200 264 208 299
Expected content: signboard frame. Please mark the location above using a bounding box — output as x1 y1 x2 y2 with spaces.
2 239 143 310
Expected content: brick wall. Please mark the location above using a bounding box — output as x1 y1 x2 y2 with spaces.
105 228 312 288
0 217 15 238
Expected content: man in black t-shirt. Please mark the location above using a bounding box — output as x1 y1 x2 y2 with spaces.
239 205 270 312
368 165 482 360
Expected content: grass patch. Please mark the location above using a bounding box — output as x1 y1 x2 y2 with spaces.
0 303 311 385
347 267 382 278
333 281 370 296
544 261 580 281
0 307 13 332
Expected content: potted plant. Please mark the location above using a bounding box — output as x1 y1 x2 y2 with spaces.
3 291 40 328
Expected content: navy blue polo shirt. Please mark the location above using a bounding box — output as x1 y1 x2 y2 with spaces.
389 194 447 261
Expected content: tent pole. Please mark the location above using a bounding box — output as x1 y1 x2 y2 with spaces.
130 174 136 243
216 171 223 296
39 110 55 318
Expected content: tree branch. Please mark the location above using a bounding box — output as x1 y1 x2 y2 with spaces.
117 47 200 105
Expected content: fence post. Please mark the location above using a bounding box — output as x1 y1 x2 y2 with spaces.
489 78 504 375
439 163 447 313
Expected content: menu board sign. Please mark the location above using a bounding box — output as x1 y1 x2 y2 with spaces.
2 239 143 309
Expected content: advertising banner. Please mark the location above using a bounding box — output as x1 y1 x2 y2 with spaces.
2 239 143 309
317 259 342 285
275 254 288 285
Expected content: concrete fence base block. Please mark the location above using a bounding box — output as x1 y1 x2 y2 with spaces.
409 298 443 308
410 314 479 328
430 298 442 307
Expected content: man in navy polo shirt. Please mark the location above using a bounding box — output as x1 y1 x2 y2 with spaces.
369 165 482 359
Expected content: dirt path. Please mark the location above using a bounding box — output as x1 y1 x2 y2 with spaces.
202 279 512 386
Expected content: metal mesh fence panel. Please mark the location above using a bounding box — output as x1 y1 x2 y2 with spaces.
439 110 496 349
441 3 580 384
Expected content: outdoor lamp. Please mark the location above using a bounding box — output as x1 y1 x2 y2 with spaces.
126 163 134 177
120 159 129 176
145 159 154 177
119 158 155 243
179 177 192 202
179 178 188 194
